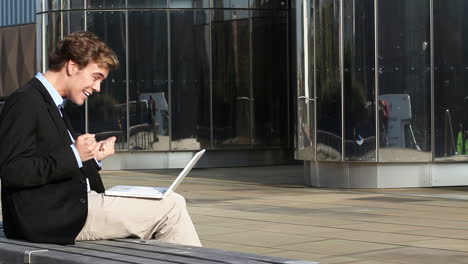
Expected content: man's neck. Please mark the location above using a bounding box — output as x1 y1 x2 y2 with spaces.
43 70 67 97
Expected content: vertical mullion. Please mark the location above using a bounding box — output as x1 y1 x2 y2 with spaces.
125 9 129 150
430 0 434 161
313 0 317 160
374 0 379 162
249 8 254 146
168 9 172 151
340 0 344 161
209 10 214 149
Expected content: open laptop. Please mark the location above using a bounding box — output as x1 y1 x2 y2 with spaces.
105 149 205 199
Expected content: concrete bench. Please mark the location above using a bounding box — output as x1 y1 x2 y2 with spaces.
0 223 318 264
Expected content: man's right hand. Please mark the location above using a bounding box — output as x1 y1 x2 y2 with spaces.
74 134 97 162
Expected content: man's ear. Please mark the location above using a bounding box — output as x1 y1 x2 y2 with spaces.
66 60 78 76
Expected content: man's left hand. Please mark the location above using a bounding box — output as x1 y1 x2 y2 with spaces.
94 136 116 161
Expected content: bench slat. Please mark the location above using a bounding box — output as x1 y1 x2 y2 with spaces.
88 239 282 264
0 223 318 264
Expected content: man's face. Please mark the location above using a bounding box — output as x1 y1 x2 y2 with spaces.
66 61 109 105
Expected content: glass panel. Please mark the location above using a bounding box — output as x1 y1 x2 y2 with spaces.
62 11 86 136
212 0 249 9
169 0 208 8
63 0 84 9
343 0 376 161
62 11 84 36
250 0 287 9
87 0 126 9
212 10 251 148
170 10 210 150
378 0 431 161
434 1 468 161
128 11 168 151
86 11 128 150
252 10 289 147
45 0 60 11
315 0 342 161
45 12 62 69
128 0 168 8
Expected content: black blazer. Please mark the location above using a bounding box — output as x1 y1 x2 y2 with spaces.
0 78 105 245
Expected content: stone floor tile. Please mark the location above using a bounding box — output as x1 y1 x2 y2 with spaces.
273 239 401 256
349 246 468 264
201 230 323 248
200 240 281 255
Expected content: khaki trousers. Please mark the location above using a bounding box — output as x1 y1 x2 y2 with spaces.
75 191 202 247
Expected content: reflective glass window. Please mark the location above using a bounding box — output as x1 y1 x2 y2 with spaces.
212 10 251 148
343 0 375 161
62 0 84 9
315 0 342 161
86 11 128 150
169 0 208 8
128 11 169 151
87 0 126 9
434 1 468 161
128 0 168 8
378 0 431 161
252 10 289 147
250 0 288 9
170 10 210 150
212 0 249 9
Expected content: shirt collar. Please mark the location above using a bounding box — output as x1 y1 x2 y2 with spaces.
34 72 67 108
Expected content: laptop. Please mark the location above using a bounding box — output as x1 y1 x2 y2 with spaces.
105 149 205 199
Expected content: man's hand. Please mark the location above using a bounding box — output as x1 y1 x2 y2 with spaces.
94 136 116 161
74 134 97 162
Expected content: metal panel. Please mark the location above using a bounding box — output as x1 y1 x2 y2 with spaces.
0 0 36 27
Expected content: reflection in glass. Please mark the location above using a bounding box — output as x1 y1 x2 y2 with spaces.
434 1 468 161
212 10 251 148
170 10 210 150
315 0 342 160
87 0 125 9
252 10 289 147
169 0 207 8
378 0 431 161
45 12 62 68
128 11 168 151
128 0 167 8
343 0 375 161
87 11 128 150
213 0 249 9
63 0 84 9
250 0 287 9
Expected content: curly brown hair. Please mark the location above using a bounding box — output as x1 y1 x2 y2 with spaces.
48 31 119 71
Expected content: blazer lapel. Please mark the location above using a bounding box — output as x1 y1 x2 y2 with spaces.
32 78 73 145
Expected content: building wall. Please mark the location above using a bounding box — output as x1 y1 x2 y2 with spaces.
0 0 35 27
0 24 36 97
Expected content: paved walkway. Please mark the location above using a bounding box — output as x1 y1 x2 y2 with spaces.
3 165 468 263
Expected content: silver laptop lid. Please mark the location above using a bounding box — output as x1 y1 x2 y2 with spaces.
163 149 205 198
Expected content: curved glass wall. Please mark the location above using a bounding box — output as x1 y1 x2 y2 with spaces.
296 0 468 164
37 0 290 152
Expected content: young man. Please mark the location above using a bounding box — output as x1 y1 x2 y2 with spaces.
0 31 201 246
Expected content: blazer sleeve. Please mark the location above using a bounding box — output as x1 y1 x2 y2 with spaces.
0 94 78 189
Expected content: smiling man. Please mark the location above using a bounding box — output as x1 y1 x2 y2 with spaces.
0 31 201 246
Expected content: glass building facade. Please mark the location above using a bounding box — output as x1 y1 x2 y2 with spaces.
36 0 292 167
296 0 468 187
